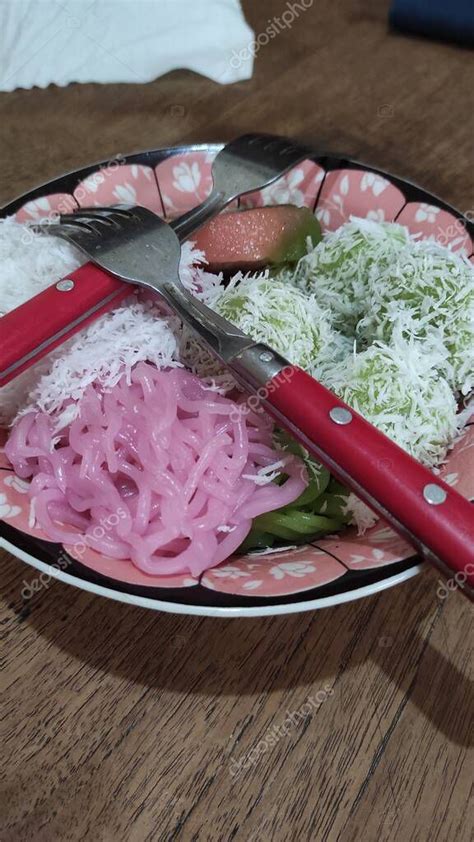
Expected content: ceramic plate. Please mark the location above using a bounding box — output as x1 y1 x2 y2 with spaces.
1 143 473 615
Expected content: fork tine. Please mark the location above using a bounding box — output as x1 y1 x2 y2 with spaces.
59 212 111 225
260 135 313 160
58 208 138 230
31 205 147 244
30 221 82 235
60 214 115 230
229 132 314 164
58 218 100 234
61 206 134 221
31 221 97 247
55 212 93 224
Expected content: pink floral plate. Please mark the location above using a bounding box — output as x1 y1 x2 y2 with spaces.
1 143 473 616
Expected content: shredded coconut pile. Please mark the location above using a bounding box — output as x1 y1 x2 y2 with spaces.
281 216 474 396
325 329 461 467
178 240 224 302
356 239 474 395
278 217 410 334
206 273 350 376
0 217 83 314
0 220 219 426
19 299 181 429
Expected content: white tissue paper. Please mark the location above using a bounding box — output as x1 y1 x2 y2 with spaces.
0 0 255 91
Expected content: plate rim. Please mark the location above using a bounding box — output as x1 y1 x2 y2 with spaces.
1 535 424 617
1 139 469 614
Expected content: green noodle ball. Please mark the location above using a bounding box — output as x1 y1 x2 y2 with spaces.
327 338 460 467
212 275 345 372
277 219 409 335
358 240 474 394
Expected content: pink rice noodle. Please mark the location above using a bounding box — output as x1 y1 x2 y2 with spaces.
5 364 307 577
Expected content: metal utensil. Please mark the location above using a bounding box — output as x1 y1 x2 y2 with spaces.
172 131 316 239
0 133 315 383
12 203 474 598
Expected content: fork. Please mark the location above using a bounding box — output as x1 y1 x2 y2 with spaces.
5 203 474 597
0 133 315 383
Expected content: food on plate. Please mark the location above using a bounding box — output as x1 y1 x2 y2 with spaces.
355 239 474 395
0 215 82 312
191 205 321 272
279 218 409 333
325 334 460 466
280 217 473 394
1 207 473 579
241 436 350 552
209 275 348 374
5 364 308 576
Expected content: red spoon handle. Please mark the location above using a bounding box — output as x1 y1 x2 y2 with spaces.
0 263 129 385
258 364 474 594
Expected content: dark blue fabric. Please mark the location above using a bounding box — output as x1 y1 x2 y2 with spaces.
390 0 474 46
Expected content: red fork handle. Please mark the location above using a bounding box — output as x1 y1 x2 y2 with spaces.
231 351 474 598
0 263 129 386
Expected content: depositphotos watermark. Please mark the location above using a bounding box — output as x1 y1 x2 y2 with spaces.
20 506 127 600
229 684 333 778
229 364 295 422
436 564 474 601
230 0 314 69
436 211 474 248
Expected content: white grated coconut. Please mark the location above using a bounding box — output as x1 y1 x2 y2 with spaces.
207 273 350 376
0 216 83 314
343 494 378 534
18 298 181 429
356 238 474 394
0 220 217 426
277 217 410 334
324 328 462 467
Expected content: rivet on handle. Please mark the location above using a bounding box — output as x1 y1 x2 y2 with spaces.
423 483 447 505
259 351 274 363
329 407 353 425
56 279 75 292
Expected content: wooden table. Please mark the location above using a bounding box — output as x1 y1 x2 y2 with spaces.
1 2 473 840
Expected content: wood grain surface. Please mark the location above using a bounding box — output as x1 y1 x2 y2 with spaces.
1 2 473 840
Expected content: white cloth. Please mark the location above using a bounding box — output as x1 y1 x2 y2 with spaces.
0 0 254 91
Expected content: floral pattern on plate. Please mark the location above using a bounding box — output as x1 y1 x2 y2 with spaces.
63 542 198 589
15 193 78 223
315 169 406 231
240 160 325 209
155 150 217 216
395 203 473 254
74 164 164 215
316 524 414 570
201 546 346 596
